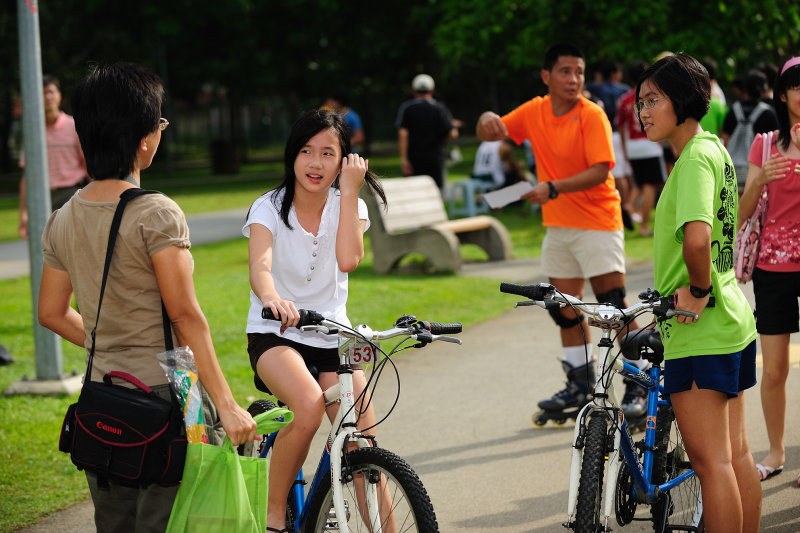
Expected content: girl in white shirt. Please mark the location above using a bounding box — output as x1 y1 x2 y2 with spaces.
243 109 385 533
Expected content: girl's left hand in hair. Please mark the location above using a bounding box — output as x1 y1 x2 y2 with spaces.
340 153 368 195
791 123 800 152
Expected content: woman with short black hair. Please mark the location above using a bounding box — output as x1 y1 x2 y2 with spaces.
637 53 762 532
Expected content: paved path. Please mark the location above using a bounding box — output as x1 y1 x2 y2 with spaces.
8 212 800 532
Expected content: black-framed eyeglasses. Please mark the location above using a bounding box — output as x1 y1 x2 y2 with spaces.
633 97 665 116
158 117 169 131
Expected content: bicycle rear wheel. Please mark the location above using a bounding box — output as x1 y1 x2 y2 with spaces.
650 404 704 532
304 446 437 533
574 414 608 533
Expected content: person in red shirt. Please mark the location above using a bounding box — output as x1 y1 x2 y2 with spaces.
616 60 668 237
18 75 88 238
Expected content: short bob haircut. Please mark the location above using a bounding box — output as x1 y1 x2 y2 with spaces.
773 59 800 151
635 53 710 129
72 62 164 181
543 43 584 72
270 109 386 230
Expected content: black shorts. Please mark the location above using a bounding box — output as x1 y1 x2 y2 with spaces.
752 268 800 335
630 157 665 187
247 333 361 394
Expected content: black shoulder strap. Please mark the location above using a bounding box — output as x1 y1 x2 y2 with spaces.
85 188 169 381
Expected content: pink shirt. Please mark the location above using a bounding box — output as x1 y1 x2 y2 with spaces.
748 131 800 272
19 111 87 188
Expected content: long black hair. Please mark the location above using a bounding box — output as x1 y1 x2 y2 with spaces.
271 109 385 229
774 60 800 151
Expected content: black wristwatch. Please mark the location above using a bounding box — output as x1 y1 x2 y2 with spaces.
689 284 713 298
547 181 559 199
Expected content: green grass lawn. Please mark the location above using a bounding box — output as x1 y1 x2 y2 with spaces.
0 147 653 532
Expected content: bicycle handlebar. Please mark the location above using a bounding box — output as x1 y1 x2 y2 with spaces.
261 307 462 342
500 281 555 301
501 284 715 324
415 321 463 335
261 307 325 327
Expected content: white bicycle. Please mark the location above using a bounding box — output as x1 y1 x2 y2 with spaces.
501 282 706 533
247 309 462 533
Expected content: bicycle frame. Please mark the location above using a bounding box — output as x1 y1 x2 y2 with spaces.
564 327 697 529
259 328 384 533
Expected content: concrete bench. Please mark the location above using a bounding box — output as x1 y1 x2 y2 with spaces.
362 175 512 273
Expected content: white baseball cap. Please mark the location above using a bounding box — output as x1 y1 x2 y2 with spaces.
411 74 435 92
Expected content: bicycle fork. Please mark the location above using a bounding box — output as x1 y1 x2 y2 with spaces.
564 333 629 531
327 360 380 533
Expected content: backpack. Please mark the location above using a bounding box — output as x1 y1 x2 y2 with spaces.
726 101 771 187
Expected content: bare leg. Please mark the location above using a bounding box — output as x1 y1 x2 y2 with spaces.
671 384 743 532
728 391 762 532
258 347 326 531
758 333 790 471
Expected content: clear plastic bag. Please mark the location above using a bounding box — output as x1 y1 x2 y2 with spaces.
157 347 208 443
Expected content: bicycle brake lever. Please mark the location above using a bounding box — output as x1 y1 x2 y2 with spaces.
409 331 434 348
437 336 463 345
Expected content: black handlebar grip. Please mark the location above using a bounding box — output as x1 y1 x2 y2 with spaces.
417 321 462 335
261 308 325 328
500 282 554 300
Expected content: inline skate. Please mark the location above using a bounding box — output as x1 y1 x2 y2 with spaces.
532 360 595 427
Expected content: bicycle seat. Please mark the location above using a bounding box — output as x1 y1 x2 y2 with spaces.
620 327 664 365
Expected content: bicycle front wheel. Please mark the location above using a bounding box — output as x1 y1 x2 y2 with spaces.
574 414 608 533
650 404 704 533
304 446 438 533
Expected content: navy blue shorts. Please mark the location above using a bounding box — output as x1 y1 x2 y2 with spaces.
663 340 757 398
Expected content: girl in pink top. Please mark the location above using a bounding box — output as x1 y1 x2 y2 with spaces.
738 56 800 485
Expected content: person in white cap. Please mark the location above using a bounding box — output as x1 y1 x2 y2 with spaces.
395 73 458 192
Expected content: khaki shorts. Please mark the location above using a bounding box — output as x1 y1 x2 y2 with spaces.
541 226 626 279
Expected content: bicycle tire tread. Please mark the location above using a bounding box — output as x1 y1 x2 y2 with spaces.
304 447 438 533
575 415 607 532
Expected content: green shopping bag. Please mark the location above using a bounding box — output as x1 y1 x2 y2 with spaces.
166 407 293 533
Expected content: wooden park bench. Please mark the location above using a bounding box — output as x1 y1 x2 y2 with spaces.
361 175 512 274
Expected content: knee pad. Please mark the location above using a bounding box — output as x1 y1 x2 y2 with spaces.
548 306 585 329
596 287 626 309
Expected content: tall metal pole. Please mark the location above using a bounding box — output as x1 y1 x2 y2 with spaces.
18 0 64 381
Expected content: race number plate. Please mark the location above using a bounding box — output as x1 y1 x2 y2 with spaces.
351 344 377 364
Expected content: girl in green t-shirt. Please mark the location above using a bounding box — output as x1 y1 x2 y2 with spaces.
635 53 760 532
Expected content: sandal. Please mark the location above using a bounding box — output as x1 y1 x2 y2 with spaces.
756 462 784 481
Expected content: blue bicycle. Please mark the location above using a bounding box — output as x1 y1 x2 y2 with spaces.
240 310 462 533
501 282 705 533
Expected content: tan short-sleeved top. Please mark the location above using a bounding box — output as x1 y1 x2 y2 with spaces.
42 191 191 385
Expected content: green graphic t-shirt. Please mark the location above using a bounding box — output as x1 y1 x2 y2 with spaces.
653 132 756 359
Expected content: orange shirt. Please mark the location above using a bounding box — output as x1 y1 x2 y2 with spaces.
502 95 622 231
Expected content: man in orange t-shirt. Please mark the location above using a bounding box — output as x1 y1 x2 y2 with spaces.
477 43 645 422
